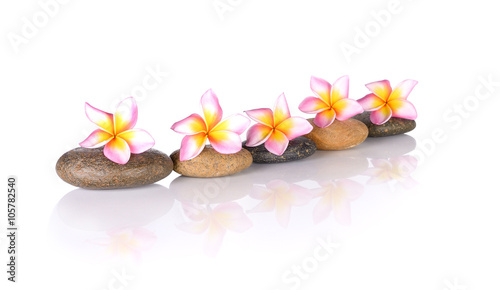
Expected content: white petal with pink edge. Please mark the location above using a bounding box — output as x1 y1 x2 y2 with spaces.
330 75 349 104
114 97 138 134
212 113 250 135
313 108 336 128
171 113 207 135
310 76 332 104
276 117 313 140
388 99 417 120
245 124 273 147
245 108 274 127
264 130 289 156
179 132 207 161
357 93 386 111
370 104 393 125
365 80 392 101
298 97 329 114
85 103 114 134
103 137 131 164
388 79 418 101
208 131 243 154
118 129 155 154
79 129 113 148
200 89 223 131
332 99 364 121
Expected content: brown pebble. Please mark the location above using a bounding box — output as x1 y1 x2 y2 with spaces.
170 146 253 178
303 118 368 150
56 147 173 190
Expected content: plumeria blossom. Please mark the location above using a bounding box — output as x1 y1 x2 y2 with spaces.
178 202 252 256
311 179 363 225
91 228 156 262
245 94 313 156
171 89 250 161
248 180 312 228
364 155 418 188
358 79 418 125
79 97 155 164
299 75 364 128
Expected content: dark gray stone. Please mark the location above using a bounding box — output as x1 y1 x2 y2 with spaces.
243 137 317 164
352 112 416 137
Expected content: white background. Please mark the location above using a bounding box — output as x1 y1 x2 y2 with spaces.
1 0 499 289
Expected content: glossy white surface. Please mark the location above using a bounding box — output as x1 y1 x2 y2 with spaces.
1 1 500 289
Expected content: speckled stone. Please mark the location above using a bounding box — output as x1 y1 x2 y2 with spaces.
303 118 368 150
352 112 416 137
56 147 173 190
170 146 253 178
243 137 317 164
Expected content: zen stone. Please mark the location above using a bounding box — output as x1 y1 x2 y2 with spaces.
243 136 317 164
352 111 416 137
303 118 368 150
170 146 253 178
56 147 173 190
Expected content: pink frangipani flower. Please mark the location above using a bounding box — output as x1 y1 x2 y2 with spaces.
171 89 250 161
245 93 313 156
80 97 155 165
358 79 418 125
299 75 363 128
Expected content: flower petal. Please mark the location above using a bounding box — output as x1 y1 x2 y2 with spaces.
245 124 273 147
357 93 386 111
171 113 207 135
310 76 332 104
370 104 392 125
276 117 313 140
200 89 223 131
330 75 349 104
273 93 291 127
79 129 113 148
365 80 392 101
388 99 417 120
245 108 274 127
118 129 155 154
388 79 418 101
212 113 250 135
179 132 207 161
85 103 114 134
332 99 364 121
298 97 329 114
103 137 131 164
313 108 336 128
114 97 138 134
208 131 243 154
264 130 289 156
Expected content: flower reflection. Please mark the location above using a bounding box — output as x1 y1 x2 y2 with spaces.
178 202 252 255
248 180 313 228
312 179 364 225
365 155 418 188
90 227 156 262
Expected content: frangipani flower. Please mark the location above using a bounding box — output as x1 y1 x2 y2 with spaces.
312 179 363 225
171 89 250 161
299 75 363 128
79 97 155 164
364 155 418 188
358 79 418 125
245 94 313 156
248 180 312 228
178 202 252 255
